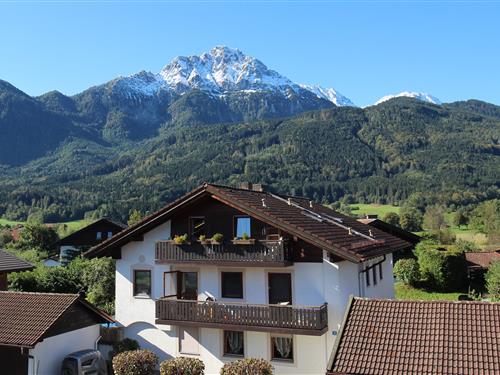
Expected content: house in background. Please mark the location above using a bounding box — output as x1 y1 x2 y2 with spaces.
56 218 126 264
327 297 500 374
0 249 34 290
465 250 500 289
0 291 113 375
86 183 411 374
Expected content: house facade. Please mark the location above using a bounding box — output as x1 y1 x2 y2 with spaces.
86 183 410 374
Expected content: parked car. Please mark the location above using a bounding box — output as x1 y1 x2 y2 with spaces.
61 349 107 375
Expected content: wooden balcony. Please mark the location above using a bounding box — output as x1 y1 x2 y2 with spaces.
155 298 328 336
155 239 293 266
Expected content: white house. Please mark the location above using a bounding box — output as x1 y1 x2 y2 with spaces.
86 183 410 375
0 291 113 375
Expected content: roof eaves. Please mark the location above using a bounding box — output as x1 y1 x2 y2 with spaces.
327 295 356 372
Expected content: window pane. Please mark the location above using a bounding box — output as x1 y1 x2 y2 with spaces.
236 217 251 238
221 272 243 298
134 270 151 296
271 336 293 361
190 217 206 239
223 331 244 356
96 232 102 240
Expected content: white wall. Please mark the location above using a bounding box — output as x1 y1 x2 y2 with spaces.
28 325 100 375
115 221 395 375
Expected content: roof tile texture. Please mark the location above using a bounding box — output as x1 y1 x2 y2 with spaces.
0 249 34 273
465 251 500 269
0 291 79 347
330 298 500 375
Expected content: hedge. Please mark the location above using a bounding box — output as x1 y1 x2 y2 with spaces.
112 349 159 375
220 358 273 375
160 357 205 375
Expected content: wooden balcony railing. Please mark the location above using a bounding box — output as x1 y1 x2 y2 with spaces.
155 298 328 336
155 240 293 266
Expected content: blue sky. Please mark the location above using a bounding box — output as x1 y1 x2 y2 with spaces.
1 1 499 106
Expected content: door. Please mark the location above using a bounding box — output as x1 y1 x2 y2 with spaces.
177 271 198 300
268 273 292 304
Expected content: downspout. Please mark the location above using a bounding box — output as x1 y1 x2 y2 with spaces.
94 335 102 351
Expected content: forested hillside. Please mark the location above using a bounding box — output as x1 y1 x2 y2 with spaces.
0 89 499 222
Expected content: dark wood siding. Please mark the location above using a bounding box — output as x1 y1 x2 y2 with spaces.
58 220 125 247
0 346 28 375
42 301 103 339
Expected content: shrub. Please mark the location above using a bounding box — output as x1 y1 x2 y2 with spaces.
399 207 423 232
160 357 205 375
220 358 273 375
112 349 158 375
109 338 140 361
382 212 400 227
414 242 466 291
486 260 500 301
393 259 420 286
436 229 456 245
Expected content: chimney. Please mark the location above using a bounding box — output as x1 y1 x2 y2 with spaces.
239 182 266 192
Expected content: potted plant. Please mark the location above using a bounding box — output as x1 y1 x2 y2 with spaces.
211 233 224 245
198 234 211 245
232 232 256 245
173 234 188 245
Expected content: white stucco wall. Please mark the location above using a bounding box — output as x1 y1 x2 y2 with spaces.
28 325 100 375
115 220 395 375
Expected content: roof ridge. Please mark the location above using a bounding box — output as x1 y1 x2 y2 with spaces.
353 296 500 305
0 290 78 297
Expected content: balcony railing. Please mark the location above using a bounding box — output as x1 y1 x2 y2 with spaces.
155 239 293 266
155 298 328 336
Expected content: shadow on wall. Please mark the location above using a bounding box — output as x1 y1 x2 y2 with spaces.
124 321 175 362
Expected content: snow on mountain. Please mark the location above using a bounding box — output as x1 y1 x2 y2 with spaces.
113 46 354 106
299 84 356 107
375 91 441 106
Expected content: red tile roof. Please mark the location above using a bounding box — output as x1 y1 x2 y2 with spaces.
0 249 34 273
465 251 500 269
328 297 500 375
85 184 411 262
0 291 113 347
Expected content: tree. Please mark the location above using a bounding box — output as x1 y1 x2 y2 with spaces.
423 205 445 231
486 260 500 301
128 209 143 227
399 207 423 232
382 212 400 226
452 209 468 228
393 259 420 286
16 223 58 253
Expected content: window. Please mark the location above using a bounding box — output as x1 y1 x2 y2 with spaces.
223 331 244 357
179 327 200 355
133 270 151 297
108 231 113 238
189 217 206 239
96 232 102 240
271 335 293 362
234 217 251 239
221 272 243 299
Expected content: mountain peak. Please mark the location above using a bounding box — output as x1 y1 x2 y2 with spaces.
375 91 441 105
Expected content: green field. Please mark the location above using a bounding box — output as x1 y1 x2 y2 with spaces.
0 218 91 231
395 282 462 301
349 203 400 218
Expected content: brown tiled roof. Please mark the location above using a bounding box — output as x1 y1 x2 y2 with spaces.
328 297 500 375
357 218 421 245
85 184 411 262
0 291 113 347
465 251 500 269
0 249 34 273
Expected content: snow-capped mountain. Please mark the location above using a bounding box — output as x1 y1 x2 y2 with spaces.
299 84 355 107
375 91 441 106
112 46 354 106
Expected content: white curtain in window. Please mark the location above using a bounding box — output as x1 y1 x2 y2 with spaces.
275 337 292 358
227 331 243 353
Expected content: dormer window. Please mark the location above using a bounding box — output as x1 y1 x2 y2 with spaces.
234 217 251 239
96 232 102 240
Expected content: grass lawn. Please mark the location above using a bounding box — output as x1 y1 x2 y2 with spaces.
0 218 91 231
395 282 463 301
0 218 24 226
349 203 400 218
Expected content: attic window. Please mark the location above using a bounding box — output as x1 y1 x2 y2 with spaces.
234 217 251 239
96 232 102 240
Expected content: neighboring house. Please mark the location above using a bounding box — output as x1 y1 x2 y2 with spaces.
0 291 113 375
42 254 61 267
86 183 411 374
0 249 34 290
327 297 500 375
56 218 126 263
465 250 500 287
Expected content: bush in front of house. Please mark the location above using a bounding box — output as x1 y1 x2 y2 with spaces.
486 260 500 301
414 241 466 291
160 356 205 375
393 258 420 286
112 349 159 375
220 358 274 375
109 338 140 361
